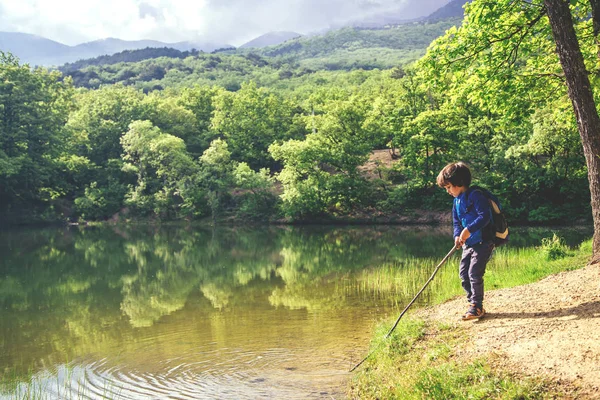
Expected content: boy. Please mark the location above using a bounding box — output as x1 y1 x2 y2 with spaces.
436 162 494 320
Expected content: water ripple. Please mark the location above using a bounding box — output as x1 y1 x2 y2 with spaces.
49 349 351 400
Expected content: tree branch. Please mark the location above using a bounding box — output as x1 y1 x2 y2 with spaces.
448 6 546 67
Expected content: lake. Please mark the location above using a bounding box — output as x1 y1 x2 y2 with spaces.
0 224 592 399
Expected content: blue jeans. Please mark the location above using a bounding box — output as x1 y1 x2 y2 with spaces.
459 241 494 308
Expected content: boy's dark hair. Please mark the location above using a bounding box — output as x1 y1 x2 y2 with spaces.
436 162 472 188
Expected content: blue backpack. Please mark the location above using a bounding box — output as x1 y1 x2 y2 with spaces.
468 186 509 247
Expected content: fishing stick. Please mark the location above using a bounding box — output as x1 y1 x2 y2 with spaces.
349 245 458 372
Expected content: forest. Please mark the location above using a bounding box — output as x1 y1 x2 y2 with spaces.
58 18 461 91
0 1 595 228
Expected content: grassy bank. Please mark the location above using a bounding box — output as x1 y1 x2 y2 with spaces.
349 237 592 399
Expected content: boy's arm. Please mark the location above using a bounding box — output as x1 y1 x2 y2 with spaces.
465 190 491 235
452 201 462 238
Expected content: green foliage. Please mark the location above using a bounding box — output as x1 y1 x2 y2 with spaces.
121 120 199 218
0 0 597 225
0 51 75 221
540 234 569 261
75 182 114 220
233 163 278 221
177 85 222 156
269 90 376 219
66 85 149 165
211 82 300 169
60 47 201 74
263 21 461 61
58 20 461 93
579 238 593 254
199 139 235 222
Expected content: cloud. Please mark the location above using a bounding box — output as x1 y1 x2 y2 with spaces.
0 0 212 45
138 3 163 20
0 0 416 47
197 0 407 45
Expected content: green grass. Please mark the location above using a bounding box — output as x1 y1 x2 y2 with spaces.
349 238 592 399
355 238 592 306
415 359 550 399
349 317 564 399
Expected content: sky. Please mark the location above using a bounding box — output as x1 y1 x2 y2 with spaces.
0 0 417 47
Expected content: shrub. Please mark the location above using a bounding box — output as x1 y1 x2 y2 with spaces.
540 234 568 261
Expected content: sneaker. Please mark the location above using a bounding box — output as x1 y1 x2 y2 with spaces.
462 304 485 321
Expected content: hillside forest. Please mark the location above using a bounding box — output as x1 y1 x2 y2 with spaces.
0 1 597 242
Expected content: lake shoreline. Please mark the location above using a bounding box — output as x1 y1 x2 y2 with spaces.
348 240 597 399
4 207 595 230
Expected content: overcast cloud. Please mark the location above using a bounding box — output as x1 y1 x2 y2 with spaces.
0 0 414 46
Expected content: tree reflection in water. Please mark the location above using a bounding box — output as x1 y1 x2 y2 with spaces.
0 225 591 398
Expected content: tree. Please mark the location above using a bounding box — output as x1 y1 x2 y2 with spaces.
67 85 149 166
269 92 375 218
211 82 297 170
421 0 600 258
142 91 199 156
544 0 600 261
363 70 429 156
199 139 235 224
401 107 462 185
121 120 198 217
0 52 74 221
233 163 277 220
178 85 223 156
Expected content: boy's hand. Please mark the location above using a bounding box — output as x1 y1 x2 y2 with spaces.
459 228 471 245
454 236 462 248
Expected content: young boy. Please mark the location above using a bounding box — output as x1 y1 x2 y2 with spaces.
436 162 494 320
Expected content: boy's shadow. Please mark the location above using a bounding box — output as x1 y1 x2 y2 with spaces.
479 300 600 322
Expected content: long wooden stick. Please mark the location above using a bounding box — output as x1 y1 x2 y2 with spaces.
349 245 458 372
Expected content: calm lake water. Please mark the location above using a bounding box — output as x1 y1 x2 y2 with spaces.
0 224 592 399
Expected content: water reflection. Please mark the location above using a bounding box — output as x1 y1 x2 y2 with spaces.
0 224 592 399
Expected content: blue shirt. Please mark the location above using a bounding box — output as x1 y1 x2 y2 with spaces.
453 188 492 246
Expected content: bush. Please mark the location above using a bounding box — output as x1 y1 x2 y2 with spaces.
74 181 127 220
540 234 569 261
234 192 278 221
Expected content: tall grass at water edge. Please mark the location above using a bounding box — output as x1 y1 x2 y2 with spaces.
1 364 123 400
354 237 592 306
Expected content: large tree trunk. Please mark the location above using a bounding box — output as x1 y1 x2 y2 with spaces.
590 0 600 36
545 0 600 261
590 0 600 59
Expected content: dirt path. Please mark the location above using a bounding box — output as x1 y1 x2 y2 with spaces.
421 262 600 398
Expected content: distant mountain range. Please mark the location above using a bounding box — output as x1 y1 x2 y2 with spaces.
239 32 303 49
0 34 232 67
0 0 470 67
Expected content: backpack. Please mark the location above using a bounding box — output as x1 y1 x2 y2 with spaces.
468 185 509 247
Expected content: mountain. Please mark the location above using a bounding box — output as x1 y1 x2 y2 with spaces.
72 38 228 56
343 0 452 28
0 0 467 68
168 41 230 53
58 47 202 74
425 0 471 21
0 32 72 66
257 17 460 63
0 32 232 66
71 38 174 60
61 15 462 92
239 32 303 49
